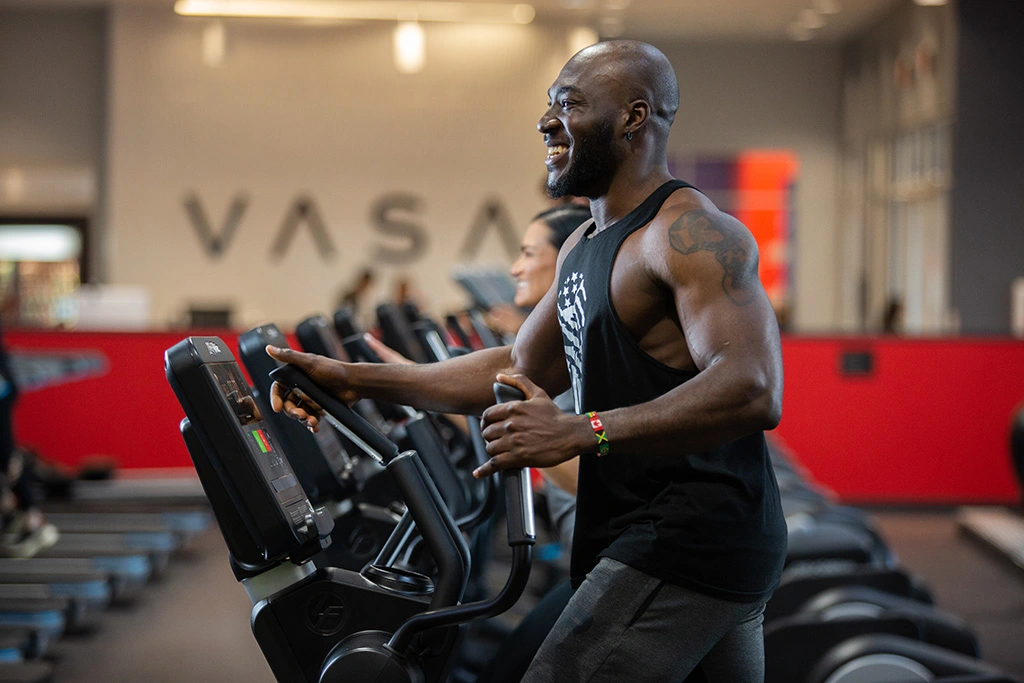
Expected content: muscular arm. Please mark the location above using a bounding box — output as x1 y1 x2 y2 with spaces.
590 207 783 455
477 206 782 475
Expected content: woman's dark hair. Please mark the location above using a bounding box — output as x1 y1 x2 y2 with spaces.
533 204 592 250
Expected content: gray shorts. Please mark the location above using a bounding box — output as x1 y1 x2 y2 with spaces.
521 558 768 683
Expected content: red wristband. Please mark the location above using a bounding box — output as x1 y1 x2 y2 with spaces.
585 411 610 456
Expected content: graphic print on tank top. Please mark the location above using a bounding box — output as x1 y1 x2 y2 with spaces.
556 270 587 414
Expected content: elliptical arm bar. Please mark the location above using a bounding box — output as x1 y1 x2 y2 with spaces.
449 346 499 531
385 382 536 656
451 415 498 531
386 453 466 610
372 508 415 569
268 365 400 464
411 454 472 583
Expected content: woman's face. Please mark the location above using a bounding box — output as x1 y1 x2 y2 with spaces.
510 220 559 308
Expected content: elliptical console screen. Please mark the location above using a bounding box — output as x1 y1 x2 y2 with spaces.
166 336 328 565
207 362 306 510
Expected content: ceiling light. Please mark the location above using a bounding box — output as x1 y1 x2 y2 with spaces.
394 21 425 73
796 8 825 29
913 0 948 5
202 21 227 66
175 0 536 24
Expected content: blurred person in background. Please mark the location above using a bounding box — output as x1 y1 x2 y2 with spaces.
336 268 377 327
486 204 594 343
0 322 58 557
883 296 904 334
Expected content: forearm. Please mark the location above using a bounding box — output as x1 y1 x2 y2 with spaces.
573 359 781 457
347 345 515 415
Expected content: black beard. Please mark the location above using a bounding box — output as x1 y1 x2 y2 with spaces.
547 119 617 199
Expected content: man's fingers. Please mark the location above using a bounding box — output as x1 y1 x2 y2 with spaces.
282 403 321 433
495 373 547 401
270 381 286 412
481 403 512 429
473 453 513 479
266 345 319 370
484 434 512 456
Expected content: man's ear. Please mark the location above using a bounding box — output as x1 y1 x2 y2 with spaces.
624 99 652 138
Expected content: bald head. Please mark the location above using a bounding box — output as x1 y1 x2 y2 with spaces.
565 40 680 130
539 40 679 199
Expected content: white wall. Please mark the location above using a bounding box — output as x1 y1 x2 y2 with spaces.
107 9 572 328
1 7 843 331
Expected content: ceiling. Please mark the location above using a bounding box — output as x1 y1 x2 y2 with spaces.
0 0 905 43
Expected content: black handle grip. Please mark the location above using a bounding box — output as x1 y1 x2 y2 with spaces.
493 382 536 547
493 382 524 405
268 364 399 464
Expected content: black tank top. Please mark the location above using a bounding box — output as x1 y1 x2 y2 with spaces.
557 179 787 602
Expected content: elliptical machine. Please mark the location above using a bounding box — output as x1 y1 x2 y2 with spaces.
165 336 535 683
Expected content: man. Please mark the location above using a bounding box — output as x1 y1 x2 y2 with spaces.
269 40 786 682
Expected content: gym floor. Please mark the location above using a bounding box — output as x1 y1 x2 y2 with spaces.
43 509 1024 683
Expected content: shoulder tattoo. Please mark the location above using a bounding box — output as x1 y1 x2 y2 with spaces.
667 209 758 306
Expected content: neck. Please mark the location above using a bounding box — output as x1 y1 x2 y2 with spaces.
588 161 673 232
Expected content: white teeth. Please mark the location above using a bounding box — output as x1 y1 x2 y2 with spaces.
547 145 568 157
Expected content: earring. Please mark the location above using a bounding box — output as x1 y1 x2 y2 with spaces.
626 131 633 141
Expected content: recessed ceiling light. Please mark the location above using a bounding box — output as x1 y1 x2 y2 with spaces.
394 21 425 73
174 0 536 24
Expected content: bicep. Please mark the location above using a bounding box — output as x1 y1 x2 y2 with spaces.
662 210 781 375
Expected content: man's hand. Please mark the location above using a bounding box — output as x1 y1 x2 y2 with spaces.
475 373 590 478
266 345 358 433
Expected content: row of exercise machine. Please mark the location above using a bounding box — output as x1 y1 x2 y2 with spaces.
163 296 1020 683
0 438 214 681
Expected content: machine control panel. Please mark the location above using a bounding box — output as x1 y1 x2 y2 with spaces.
166 336 333 568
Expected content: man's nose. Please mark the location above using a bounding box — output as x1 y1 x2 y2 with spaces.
537 110 559 134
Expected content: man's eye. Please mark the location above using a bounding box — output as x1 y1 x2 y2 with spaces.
560 100 572 109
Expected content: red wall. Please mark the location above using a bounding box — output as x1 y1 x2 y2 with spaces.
7 331 1024 504
773 337 1024 504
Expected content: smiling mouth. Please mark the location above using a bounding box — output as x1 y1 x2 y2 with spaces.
546 144 568 162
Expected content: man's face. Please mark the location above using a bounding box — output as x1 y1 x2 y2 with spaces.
538 62 622 199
